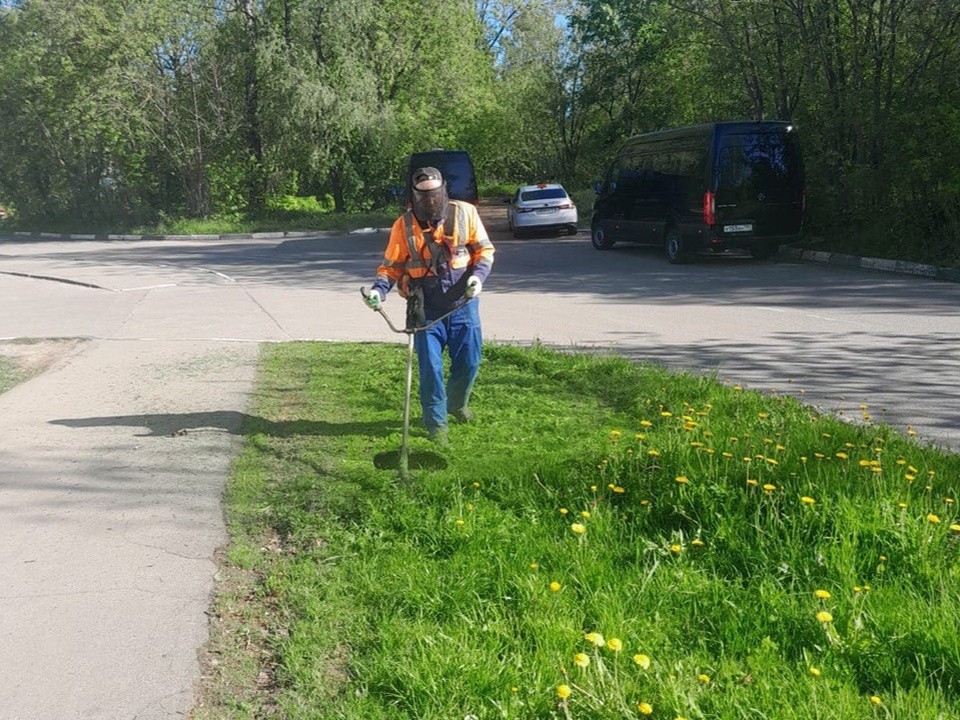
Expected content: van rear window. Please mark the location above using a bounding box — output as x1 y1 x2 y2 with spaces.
717 132 802 198
520 188 567 201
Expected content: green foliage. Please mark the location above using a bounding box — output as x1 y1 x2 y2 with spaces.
267 194 336 214
199 342 960 719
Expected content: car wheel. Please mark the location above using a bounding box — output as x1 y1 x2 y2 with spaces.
664 226 688 264
591 220 614 250
750 243 779 260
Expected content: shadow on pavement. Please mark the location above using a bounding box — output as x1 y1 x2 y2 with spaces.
49 410 395 438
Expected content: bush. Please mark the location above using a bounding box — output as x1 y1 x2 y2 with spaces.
267 194 336 214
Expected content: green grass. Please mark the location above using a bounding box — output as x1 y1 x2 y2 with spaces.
194 343 960 720
0 355 24 394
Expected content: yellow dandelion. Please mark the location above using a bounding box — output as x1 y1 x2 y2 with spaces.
584 632 605 647
814 589 831 599
758 412 769 419
549 581 561 592
556 684 572 700
927 514 941 524
898 502 908 509
690 441 704 448
571 523 587 535
640 420 653 427
896 458 906 465
854 585 863 593
635 433 646 441
801 496 816 505
455 519 465 526
661 411 673 417
905 473 916 481
473 482 480 489
950 524 960 533
747 479 759 487
945 498 955 506
613 486 626 494
733 385 743 391
675 475 689 485
607 637 623 652
638 702 653 715
801 456 808 463
648 449 661 457
581 510 591 518
869 695 882 706
670 543 682 554
809 666 821 677
633 653 651 669
816 611 833 623
466 503 475 511
691 538 705 547
698 673 711 684
610 430 622 441
530 562 539 569
907 427 917 436
763 483 777 492
511 686 518 693
573 652 590 669
590 485 598 492
722 452 733 458
836 452 848 459
859 460 872 467
559 508 569 515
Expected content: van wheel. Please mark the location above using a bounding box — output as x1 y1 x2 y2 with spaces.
665 226 688 264
591 221 614 250
751 243 779 260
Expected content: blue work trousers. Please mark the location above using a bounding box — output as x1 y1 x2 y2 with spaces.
414 300 482 433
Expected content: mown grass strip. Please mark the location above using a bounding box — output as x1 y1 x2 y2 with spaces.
194 342 960 720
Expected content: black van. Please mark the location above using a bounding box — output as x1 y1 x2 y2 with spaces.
591 121 805 262
406 149 479 205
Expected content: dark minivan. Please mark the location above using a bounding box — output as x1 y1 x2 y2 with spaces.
591 121 804 262
406 149 479 205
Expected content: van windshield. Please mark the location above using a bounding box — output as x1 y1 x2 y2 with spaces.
717 132 802 202
520 188 567 201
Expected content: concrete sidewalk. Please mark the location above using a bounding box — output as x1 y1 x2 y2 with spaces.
0 338 258 720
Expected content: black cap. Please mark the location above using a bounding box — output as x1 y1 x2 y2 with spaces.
411 167 443 191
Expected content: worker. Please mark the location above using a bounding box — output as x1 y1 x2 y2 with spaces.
365 166 495 445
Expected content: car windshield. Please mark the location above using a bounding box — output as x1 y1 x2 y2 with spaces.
520 188 567 202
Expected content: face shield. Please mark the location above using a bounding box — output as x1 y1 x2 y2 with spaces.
410 167 448 225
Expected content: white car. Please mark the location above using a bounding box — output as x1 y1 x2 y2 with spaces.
507 183 578 238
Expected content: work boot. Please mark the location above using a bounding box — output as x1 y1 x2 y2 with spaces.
428 427 449 447
450 407 475 424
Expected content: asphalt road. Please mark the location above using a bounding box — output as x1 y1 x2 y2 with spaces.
1 207 958 718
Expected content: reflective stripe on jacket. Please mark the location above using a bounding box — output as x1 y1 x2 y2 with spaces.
372 200 494 299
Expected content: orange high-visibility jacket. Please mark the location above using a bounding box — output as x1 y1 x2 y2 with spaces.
372 200 494 299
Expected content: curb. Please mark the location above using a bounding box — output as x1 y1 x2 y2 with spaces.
781 247 960 284
0 228 391 243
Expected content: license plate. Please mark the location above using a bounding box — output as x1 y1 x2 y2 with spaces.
724 223 753 233
536 208 558 215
